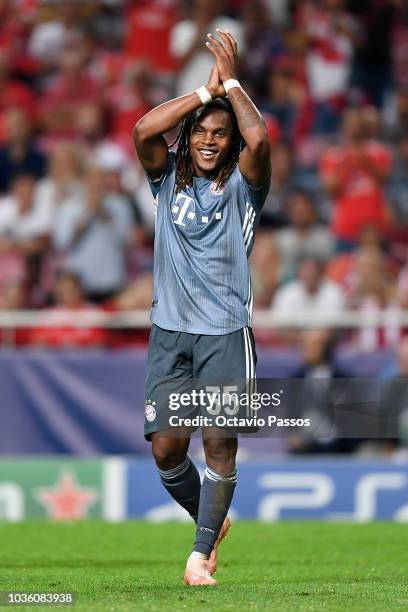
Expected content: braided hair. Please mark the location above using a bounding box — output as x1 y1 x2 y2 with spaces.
173 98 243 193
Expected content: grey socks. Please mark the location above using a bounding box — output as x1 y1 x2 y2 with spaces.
193 465 237 558
157 456 201 522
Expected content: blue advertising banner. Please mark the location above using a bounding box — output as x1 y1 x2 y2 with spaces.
0 457 407 521
126 459 408 522
0 349 395 455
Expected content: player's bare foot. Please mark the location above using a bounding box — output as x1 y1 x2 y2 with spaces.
208 516 231 575
184 556 218 586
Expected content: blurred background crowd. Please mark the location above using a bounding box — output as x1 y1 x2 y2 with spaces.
1 0 408 359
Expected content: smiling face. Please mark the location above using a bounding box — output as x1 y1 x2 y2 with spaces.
189 108 235 178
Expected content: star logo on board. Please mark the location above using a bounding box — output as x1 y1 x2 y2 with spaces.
35 471 99 520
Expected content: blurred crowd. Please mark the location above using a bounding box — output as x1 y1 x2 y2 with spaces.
1 0 408 358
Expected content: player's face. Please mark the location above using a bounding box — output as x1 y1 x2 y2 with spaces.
189 110 234 177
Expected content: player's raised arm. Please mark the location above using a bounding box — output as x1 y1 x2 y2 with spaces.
206 30 271 187
133 68 226 180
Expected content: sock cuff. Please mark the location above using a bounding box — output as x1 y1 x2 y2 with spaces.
204 465 237 484
190 550 209 561
157 456 191 481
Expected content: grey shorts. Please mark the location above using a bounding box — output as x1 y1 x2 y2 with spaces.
144 324 257 439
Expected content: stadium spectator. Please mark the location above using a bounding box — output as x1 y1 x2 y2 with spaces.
0 0 37 78
107 60 155 143
384 87 408 143
260 142 296 227
381 335 408 379
395 259 408 310
327 224 391 295
170 0 244 97
391 2 408 90
52 167 133 302
288 328 358 454
28 1 84 66
34 142 84 298
278 24 309 95
36 142 83 210
120 154 157 235
320 107 392 248
95 143 150 245
74 103 107 153
0 172 54 302
0 277 27 311
0 107 46 193
263 0 290 25
250 230 280 308
261 62 307 143
272 256 345 316
348 247 401 351
387 135 408 225
88 2 124 51
294 329 348 379
0 48 37 132
349 0 397 108
125 0 178 75
379 336 408 451
297 0 357 107
113 273 154 312
40 49 101 139
0 173 53 256
0 0 26 56
239 0 283 90
0 277 31 346
29 270 107 348
274 190 334 282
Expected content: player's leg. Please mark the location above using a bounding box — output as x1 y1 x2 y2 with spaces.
145 325 201 523
152 434 201 522
184 431 236 585
184 327 254 585
196 431 237 552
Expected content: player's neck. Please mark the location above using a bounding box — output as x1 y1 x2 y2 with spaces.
193 169 218 180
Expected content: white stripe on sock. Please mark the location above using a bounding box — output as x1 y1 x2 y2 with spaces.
204 466 237 483
158 456 190 480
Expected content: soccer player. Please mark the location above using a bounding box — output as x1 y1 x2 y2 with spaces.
133 31 270 586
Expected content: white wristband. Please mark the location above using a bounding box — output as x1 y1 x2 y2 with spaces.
195 86 212 106
223 79 241 93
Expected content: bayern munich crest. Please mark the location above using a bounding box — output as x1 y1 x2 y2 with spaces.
210 182 224 195
145 401 157 422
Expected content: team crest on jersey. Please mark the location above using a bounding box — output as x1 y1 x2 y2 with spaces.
145 400 157 422
210 181 224 195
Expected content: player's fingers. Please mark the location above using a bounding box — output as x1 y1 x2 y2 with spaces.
226 32 238 55
216 29 235 56
205 40 222 62
207 33 229 58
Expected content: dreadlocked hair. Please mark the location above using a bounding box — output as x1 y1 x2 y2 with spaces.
172 98 243 193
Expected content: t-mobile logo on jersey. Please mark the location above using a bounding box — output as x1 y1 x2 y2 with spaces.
172 193 195 226
172 193 223 227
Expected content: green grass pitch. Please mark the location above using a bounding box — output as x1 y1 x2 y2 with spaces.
0 521 407 611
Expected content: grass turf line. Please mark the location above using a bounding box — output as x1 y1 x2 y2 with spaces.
0 521 407 611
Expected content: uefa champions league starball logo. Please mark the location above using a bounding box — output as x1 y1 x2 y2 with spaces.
210 182 224 195
145 401 157 422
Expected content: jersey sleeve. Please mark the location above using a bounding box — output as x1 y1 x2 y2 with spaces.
236 168 271 213
146 151 176 199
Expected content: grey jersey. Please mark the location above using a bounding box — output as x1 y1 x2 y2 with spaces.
148 151 269 335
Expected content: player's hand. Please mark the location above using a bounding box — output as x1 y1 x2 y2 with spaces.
206 30 237 83
206 66 226 98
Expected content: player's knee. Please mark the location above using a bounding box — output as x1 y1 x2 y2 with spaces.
203 438 237 475
151 437 188 471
